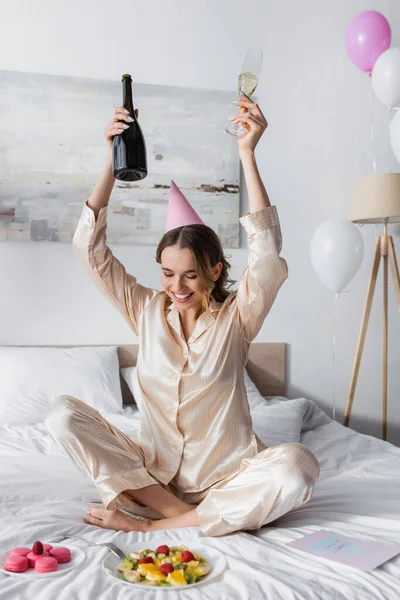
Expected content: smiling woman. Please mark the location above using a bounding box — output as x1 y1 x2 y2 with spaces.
156 223 236 318
43 96 319 540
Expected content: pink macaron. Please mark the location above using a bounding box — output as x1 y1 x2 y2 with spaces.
49 547 71 564
43 544 53 553
27 550 49 568
10 547 31 558
4 555 29 573
35 556 58 574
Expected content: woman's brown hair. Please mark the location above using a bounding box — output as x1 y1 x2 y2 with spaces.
156 224 237 313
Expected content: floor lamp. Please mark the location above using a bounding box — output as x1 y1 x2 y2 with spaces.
344 174 400 440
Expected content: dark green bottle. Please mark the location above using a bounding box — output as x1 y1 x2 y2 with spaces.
112 74 147 181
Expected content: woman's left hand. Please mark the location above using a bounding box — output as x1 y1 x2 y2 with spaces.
231 92 268 154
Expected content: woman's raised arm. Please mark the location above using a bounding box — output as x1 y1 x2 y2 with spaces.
232 94 288 342
72 107 158 337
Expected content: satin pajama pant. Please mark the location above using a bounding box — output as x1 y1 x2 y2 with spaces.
44 395 320 537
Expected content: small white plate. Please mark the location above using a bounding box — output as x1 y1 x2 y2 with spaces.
0 546 85 578
103 540 226 590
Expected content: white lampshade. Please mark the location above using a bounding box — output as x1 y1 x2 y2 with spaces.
349 173 400 224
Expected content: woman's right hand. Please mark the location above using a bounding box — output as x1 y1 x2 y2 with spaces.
104 106 139 149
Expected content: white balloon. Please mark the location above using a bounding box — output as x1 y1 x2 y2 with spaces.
372 47 400 108
390 109 400 163
310 219 364 293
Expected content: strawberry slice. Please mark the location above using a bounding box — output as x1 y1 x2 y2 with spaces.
181 551 195 562
156 544 170 555
159 563 174 575
139 556 154 564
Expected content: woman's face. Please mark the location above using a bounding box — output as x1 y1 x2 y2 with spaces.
161 245 221 312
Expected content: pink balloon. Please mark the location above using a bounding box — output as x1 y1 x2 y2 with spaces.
346 10 391 73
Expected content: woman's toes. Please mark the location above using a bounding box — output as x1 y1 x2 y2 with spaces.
84 511 105 528
89 507 106 520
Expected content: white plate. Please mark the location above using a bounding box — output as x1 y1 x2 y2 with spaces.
0 546 85 578
103 540 226 590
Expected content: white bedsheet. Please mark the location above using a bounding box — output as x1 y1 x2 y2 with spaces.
1 401 400 600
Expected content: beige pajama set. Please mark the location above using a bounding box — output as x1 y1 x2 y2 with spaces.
45 201 320 537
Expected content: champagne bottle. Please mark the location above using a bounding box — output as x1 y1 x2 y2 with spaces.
113 74 147 182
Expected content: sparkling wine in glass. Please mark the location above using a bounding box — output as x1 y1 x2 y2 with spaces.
225 46 263 138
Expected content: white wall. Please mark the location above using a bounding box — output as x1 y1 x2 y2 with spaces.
1 0 400 443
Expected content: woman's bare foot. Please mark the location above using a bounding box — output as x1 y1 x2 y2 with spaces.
85 506 151 532
84 506 200 532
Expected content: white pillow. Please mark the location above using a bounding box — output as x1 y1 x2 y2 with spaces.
121 366 140 410
244 368 269 409
0 346 123 425
251 400 306 446
243 369 306 444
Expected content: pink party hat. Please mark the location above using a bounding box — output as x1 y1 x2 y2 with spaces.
165 180 205 232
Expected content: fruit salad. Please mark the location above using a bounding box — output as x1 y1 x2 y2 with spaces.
116 544 211 587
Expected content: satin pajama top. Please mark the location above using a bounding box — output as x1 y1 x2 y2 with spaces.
73 201 288 493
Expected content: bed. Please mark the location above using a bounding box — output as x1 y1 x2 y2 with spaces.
1 343 400 599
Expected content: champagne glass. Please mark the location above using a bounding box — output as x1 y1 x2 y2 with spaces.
225 46 263 138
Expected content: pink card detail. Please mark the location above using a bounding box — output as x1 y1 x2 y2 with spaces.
287 530 400 571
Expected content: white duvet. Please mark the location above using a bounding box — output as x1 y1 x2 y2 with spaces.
1 400 400 600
